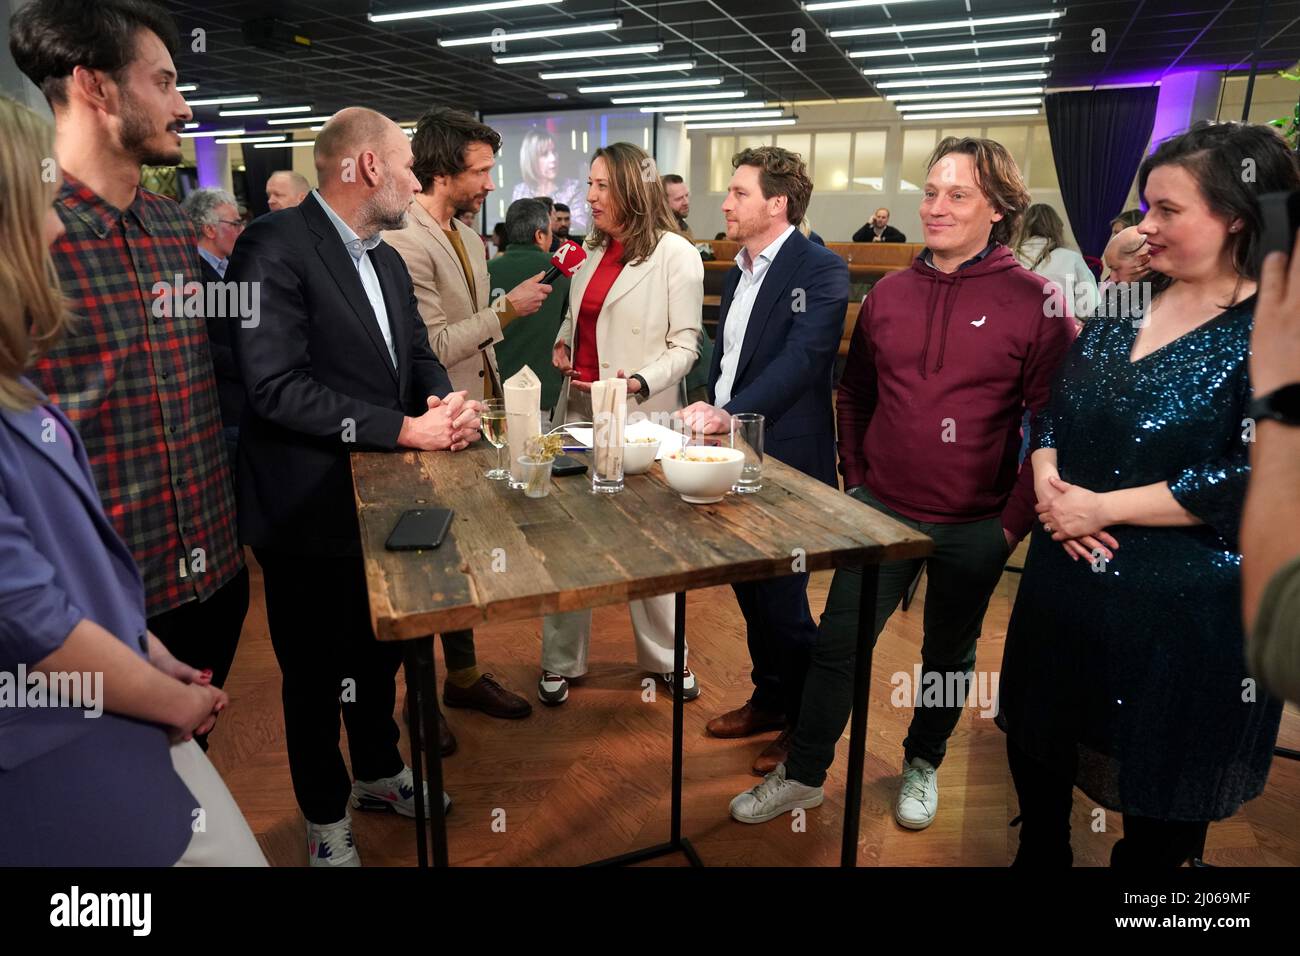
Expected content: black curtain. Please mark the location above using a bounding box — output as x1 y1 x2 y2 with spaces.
1045 88 1159 259
240 144 293 219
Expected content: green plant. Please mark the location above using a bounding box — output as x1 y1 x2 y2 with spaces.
1268 61 1300 149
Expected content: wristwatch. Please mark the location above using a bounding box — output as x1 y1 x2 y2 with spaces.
1247 384 1300 427
629 373 650 403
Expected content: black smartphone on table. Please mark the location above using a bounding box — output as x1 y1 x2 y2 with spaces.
552 454 588 476
385 508 454 551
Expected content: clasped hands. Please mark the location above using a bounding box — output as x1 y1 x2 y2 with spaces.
551 343 642 395
1035 472 1119 563
399 390 483 451
147 632 226 743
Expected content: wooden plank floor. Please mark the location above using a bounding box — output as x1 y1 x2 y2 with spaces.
209 545 1300 867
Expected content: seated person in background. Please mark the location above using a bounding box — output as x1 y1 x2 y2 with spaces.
489 198 571 414
1243 222 1300 707
853 207 907 243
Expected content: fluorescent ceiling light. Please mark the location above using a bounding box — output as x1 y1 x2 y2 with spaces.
662 109 785 122
369 0 561 23
578 78 720 94
440 19 619 48
494 42 660 64
256 140 317 149
267 114 334 125
805 0 938 9
176 83 198 93
185 94 259 106
215 135 288 144
830 11 1064 37
220 105 313 117
540 61 693 79
862 56 1051 75
875 72 1047 89
888 87 1043 101
903 108 1039 120
183 122 199 129
850 35 1059 58
180 128 245 138
612 90 745 104
684 118 798 130
896 98 1042 110
638 101 769 113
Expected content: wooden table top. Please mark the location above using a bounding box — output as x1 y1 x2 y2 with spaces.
352 444 933 641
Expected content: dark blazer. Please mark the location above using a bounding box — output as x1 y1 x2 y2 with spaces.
0 392 194 865
852 223 907 243
198 254 245 430
226 193 453 555
708 228 849 486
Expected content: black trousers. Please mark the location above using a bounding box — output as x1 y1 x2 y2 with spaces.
732 571 817 723
148 564 250 749
1006 734 1209 867
254 548 405 825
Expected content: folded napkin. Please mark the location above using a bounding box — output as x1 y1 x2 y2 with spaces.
503 364 541 485
590 377 627 480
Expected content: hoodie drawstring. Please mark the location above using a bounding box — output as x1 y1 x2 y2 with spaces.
933 273 964 375
917 275 941 380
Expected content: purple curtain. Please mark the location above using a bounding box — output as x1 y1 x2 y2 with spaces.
1044 88 1159 259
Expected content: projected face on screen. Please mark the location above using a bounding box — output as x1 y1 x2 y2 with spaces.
487 109 654 240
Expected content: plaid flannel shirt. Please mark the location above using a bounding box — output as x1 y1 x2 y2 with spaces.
29 173 242 617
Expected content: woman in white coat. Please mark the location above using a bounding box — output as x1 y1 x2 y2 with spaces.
541 141 704 706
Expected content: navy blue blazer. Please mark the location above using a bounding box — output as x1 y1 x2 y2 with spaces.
0 391 194 865
708 229 849 486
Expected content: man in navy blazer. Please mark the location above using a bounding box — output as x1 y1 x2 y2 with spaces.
679 147 849 773
228 107 481 867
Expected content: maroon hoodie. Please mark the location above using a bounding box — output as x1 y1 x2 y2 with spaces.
837 244 1075 540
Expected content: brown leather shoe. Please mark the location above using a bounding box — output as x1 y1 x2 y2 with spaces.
706 701 786 739
402 692 457 756
443 673 534 719
752 729 792 776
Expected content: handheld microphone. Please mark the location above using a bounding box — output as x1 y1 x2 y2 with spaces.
541 240 587 285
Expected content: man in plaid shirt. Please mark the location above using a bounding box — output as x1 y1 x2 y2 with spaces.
11 0 248 721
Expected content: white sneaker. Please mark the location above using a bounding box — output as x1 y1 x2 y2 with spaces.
307 814 360 868
895 757 939 830
659 666 700 701
729 763 824 824
350 766 452 818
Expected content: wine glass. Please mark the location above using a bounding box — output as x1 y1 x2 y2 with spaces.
481 400 508 480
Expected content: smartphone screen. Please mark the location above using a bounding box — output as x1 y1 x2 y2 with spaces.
385 508 454 551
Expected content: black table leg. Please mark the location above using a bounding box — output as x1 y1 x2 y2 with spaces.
403 635 449 867
588 590 701 866
841 563 880 867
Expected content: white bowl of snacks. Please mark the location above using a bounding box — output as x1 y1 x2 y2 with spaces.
661 446 745 504
622 436 661 475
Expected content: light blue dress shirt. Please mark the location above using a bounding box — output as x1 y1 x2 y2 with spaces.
714 224 796 406
197 245 228 278
312 189 397 367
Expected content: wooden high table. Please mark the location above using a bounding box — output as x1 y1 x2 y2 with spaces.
352 443 932 867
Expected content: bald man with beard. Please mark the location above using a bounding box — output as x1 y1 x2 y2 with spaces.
228 107 479 866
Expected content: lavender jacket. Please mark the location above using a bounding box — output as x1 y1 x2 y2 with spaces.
0 387 195 865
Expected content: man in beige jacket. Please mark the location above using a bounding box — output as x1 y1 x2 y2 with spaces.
385 109 551 398
383 107 549 746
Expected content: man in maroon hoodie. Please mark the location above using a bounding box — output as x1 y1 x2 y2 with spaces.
731 136 1075 828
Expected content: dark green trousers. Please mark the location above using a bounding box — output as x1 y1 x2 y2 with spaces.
784 486 1010 787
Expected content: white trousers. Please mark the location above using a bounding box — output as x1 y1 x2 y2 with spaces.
542 385 688 678
542 594 685 677
171 740 268 867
